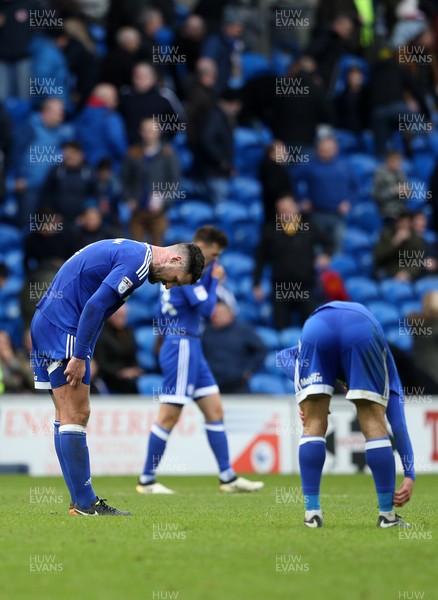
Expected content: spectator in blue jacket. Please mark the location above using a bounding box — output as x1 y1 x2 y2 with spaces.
298 133 357 253
13 98 74 227
29 34 70 108
200 6 245 95
75 83 128 170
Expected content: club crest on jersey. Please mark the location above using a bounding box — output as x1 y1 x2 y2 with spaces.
193 285 208 301
118 276 133 295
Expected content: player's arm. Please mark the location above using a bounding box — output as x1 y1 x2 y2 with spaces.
181 262 223 318
386 388 415 506
64 283 120 386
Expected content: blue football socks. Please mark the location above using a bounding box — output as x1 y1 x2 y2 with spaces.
365 437 395 513
59 424 97 509
299 436 326 511
139 423 171 485
205 420 236 483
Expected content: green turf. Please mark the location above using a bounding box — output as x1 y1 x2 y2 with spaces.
0 474 436 600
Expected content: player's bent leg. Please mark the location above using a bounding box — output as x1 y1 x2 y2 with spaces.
354 399 409 528
137 403 183 495
197 394 264 493
53 383 131 516
49 390 76 513
299 394 331 528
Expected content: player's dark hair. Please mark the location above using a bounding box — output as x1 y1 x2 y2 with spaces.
194 225 228 249
62 140 83 152
179 242 205 283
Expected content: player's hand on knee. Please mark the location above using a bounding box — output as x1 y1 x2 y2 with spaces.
64 357 86 387
393 477 414 507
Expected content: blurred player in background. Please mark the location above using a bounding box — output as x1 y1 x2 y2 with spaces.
279 301 415 528
137 226 264 494
30 238 204 516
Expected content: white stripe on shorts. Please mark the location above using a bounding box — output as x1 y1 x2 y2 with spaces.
176 338 189 399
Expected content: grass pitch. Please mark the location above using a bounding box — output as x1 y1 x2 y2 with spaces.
0 474 436 600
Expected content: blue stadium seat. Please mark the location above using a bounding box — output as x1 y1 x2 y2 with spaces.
248 373 287 394
0 225 22 250
366 301 399 329
335 129 361 155
137 374 164 395
136 349 158 371
178 147 193 174
270 50 294 76
385 327 413 353
278 326 302 348
254 326 280 350
0 274 24 297
241 51 272 82
163 225 195 245
256 301 274 327
233 275 254 299
379 279 414 304
329 253 358 278
345 277 379 302
343 227 376 254
414 277 438 298
178 201 215 226
134 326 155 351
263 350 281 376
356 251 374 277
127 299 154 326
172 132 189 149
228 176 262 201
347 202 382 234
3 249 24 276
237 301 259 323
215 201 248 226
400 300 422 316
412 152 435 182
221 252 255 278
234 127 272 176
348 154 378 196
132 282 160 306
247 199 264 224
231 223 261 252
4 97 31 127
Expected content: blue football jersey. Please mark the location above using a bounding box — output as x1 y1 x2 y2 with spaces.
157 263 217 336
37 239 152 334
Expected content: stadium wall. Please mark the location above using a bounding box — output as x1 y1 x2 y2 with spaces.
0 396 437 476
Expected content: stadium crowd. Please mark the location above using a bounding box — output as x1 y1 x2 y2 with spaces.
1 0 438 394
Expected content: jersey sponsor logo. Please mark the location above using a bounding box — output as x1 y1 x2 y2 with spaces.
193 285 208 301
118 276 133 295
299 372 323 386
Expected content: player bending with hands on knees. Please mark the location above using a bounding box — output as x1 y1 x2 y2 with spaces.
279 300 415 528
137 226 264 494
30 239 204 516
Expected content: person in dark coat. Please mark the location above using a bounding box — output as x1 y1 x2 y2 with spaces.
192 87 241 203
93 304 144 394
259 140 294 225
202 300 267 394
119 62 181 144
121 117 181 245
253 195 331 329
100 27 147 90
41 141 97 223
